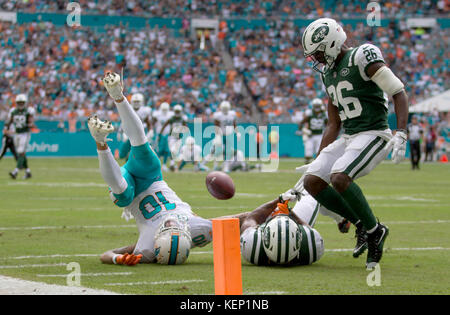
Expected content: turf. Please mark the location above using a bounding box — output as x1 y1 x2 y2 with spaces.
0 157 449 295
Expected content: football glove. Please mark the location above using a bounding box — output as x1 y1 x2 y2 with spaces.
102 72 124 101
270 201 291 217
113 253 142 266
279 189 299 203
390 131 407 164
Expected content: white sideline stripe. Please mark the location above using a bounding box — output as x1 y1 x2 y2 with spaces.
3 247 448 262
0 263 67 269
3 254 99 260
315 220 450 225
37 272 133 278
2 252 210 260
5 219 448 232
325 247 450 252
7 182 105 188
245 291 286 295
0 225 135 231
0 275 118 295
105 279 205 286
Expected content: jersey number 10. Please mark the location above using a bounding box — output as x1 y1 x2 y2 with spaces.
139 192 176 220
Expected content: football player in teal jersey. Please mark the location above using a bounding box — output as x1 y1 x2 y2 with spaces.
298 18 409 269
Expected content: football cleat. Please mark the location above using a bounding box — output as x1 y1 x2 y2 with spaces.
87 115 115 145
23 172 32 180
366 223 389 269
353 225 368 258
102 72 124 101
338 219 351 233
9 171 17 180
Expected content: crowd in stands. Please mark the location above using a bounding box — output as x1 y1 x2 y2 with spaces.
1 0 448 18
0 21 250 124
0 1 448 129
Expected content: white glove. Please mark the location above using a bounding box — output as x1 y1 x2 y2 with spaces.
390 131 407 164
102 72 124 101
279 189 299 203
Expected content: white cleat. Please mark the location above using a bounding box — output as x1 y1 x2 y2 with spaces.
87 115 115 145
102 72 124 101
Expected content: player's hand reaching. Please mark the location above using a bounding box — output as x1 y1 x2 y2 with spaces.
279 189 298 203
102 72 124 101
113 253 142 266
390 130 407 164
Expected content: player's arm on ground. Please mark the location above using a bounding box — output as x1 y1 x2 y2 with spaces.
100 244 142 265
317 98 341 155
216 198 279 233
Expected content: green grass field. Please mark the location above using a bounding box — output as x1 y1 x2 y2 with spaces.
0 157 449 295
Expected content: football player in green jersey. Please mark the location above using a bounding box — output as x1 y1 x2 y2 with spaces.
300 98 328 164
5 94 35 179
298 18 409 269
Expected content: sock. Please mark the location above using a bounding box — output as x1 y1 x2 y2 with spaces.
12 168 19 175
17 156 24 169
26 168 31 173
340 182 377 231
98 148 128 194
314 185 359 224
115 98 147 146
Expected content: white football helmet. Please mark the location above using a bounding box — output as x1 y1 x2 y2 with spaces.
15 94 27 108
131 93 144 110
154 216 192 265
220 101 231 114
312 98 323 111
301 18 347 74
160 102 170 113
173 104 183 116
262 215 301 264
240 225 269 265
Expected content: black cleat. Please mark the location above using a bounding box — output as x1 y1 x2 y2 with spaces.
366 223 389 269
338 219 351 233
9 171 17 180
353 225 368 258
23 172 32 180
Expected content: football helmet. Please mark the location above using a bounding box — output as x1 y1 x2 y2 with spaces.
220 101 231 114
240 225 269 266
15 94 27 108
173 104 183 116
160 102 170 113
131 93 144 110
312 98 323 111
262 215 301 264
301 18 347 74
154 215 192 265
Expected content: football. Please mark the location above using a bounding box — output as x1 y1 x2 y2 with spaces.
205 171 235 200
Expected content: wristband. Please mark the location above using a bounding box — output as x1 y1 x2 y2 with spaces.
112 254 120 265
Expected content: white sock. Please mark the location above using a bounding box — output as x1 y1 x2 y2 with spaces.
115 98 147 146
98 148 128 194
13 168 19 174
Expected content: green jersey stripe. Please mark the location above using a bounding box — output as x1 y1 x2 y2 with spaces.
344 136 382 175
310 229 317 263
352 139 388 179
348 137 385 178
308 203 320 227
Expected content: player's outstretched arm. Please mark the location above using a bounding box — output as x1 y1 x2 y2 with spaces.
100 244 142 265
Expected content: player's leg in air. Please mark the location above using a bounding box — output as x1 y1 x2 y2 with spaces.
93 72 205 266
